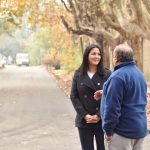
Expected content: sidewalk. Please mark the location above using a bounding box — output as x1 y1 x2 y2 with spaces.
144 133 150 150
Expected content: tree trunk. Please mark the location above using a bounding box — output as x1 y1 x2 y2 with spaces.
95 35 111 68
103 42 110 69
131 37 143 71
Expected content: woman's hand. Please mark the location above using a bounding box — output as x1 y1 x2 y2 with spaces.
84 114 93 123
91 115 100 123
84 114 100 123
94 90 103 101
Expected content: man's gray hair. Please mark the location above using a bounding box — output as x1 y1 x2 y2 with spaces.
114 44 134 62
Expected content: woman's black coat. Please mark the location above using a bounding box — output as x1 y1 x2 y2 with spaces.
70 69 111 128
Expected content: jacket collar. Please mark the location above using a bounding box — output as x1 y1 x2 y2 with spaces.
81 72 97 91
114 61 135 71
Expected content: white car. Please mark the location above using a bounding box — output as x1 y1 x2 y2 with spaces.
16 53 30 66
0 56 6 68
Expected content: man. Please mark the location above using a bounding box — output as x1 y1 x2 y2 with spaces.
100 44 147 150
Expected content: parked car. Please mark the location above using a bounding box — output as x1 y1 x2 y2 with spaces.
16 53 30 66
7 56 13 65
0 54 7 68
0 58 6 68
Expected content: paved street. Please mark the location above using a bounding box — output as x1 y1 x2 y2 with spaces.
0 65 149 150
0 66 80 150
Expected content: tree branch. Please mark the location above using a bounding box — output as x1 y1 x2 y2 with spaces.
103 14 126 37
60 15 119 45
60 15 93 37
130 0 143 23
68 0 80 29
60 0 72 13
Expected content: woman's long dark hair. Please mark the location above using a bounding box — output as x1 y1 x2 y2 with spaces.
78 44 106 76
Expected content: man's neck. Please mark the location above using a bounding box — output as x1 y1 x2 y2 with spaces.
115 61 121 67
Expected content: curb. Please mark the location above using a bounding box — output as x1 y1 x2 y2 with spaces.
47 66 72 97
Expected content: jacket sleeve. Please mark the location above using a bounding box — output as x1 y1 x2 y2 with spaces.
105 69 112 80
101 77 123 136
70 71 88 119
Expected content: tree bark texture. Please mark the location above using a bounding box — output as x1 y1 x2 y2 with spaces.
61 0 149 71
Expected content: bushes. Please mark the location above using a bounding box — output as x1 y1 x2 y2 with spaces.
43 49 61 70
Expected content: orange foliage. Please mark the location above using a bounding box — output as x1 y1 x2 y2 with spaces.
147 84 150 131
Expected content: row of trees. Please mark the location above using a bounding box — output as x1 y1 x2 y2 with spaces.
1 0 150 71
0 0 83 72
60 0 150 70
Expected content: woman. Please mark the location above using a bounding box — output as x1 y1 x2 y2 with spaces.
70 44 111 150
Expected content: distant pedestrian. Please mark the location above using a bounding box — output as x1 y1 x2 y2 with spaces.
101 44 147 150
70 44 111 150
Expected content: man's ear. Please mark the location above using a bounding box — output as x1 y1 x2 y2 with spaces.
114 56 120 65
114 56 118 63
116 58 120 63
